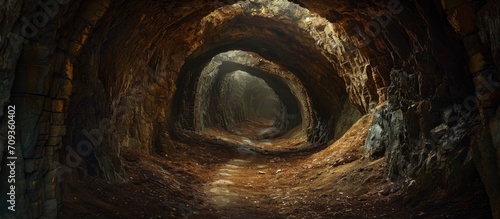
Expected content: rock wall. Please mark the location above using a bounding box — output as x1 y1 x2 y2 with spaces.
0 0 499 218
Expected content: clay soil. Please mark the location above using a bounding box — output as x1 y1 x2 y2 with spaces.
59 114 492 218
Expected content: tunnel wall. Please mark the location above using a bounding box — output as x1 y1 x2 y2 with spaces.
0 0 112 217
0 0 499 218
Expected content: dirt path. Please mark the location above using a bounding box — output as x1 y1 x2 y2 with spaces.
59 114 492 218
206 152 267 217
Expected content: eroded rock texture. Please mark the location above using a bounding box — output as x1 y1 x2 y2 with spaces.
0 0 499 218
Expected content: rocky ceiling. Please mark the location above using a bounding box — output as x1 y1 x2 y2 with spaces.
0 0 499 218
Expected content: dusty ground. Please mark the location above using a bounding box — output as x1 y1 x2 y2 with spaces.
199 118 309 153
59 114 492 218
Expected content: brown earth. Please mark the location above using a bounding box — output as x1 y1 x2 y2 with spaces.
59 114 491 219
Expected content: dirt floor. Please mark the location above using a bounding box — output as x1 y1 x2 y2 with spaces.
199 118 309 153
58 114 492 218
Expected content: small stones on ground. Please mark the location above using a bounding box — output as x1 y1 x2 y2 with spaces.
378 183 400 196
258 171 265 174
276 169 282 174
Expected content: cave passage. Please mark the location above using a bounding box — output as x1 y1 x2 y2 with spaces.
1 0 499 218
192 50 310 151
177 49 316 153
200 69 291 139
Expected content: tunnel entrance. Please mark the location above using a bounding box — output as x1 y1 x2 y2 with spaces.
195 56 306 142
167 0 366 153
175 50 316 153
199 69 294 141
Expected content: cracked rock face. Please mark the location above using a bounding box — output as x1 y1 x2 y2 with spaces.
0 0 499 218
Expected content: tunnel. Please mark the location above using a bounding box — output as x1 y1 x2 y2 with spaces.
0 0 500 218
